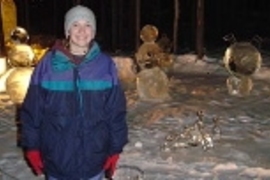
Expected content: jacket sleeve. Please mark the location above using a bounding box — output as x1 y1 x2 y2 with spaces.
19 54 48 150
105 59 128 155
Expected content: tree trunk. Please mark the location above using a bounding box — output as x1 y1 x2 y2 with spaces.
118 0 123 50
196 0 204 59
135 0 141 50
173 0 180 53
24 0 30 31
52 0 57 36
111 0 117 50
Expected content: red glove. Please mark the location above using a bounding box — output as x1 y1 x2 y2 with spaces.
25 150 44 175
103 154 119 179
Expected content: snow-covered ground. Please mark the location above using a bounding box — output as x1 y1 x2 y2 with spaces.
1 53 270 180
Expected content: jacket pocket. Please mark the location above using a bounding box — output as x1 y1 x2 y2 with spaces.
87 122 110 154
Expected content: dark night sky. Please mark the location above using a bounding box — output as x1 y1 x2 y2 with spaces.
13 0 270 52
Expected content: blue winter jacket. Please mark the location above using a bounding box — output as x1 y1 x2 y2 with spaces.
20 41 128 179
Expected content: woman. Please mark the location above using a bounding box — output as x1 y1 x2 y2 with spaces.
20 5 128 180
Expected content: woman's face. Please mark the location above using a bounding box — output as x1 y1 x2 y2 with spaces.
68 19 94 49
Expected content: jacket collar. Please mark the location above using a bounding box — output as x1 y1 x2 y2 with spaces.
51 40 101 72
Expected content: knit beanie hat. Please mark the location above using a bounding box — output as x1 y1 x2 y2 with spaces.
64 5 96 38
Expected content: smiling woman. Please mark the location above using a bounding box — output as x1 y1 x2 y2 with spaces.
19 4 128 180
68 20 93 55
64 5 96 55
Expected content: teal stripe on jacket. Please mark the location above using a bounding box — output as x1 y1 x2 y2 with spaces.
41 80 112 91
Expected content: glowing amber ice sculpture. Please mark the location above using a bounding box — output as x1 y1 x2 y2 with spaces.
1 0 17 43
7 44 35 67
135 24 174 73
6 67 33 104
223 42 262 96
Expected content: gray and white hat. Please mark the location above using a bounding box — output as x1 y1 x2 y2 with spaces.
64 5 96 38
